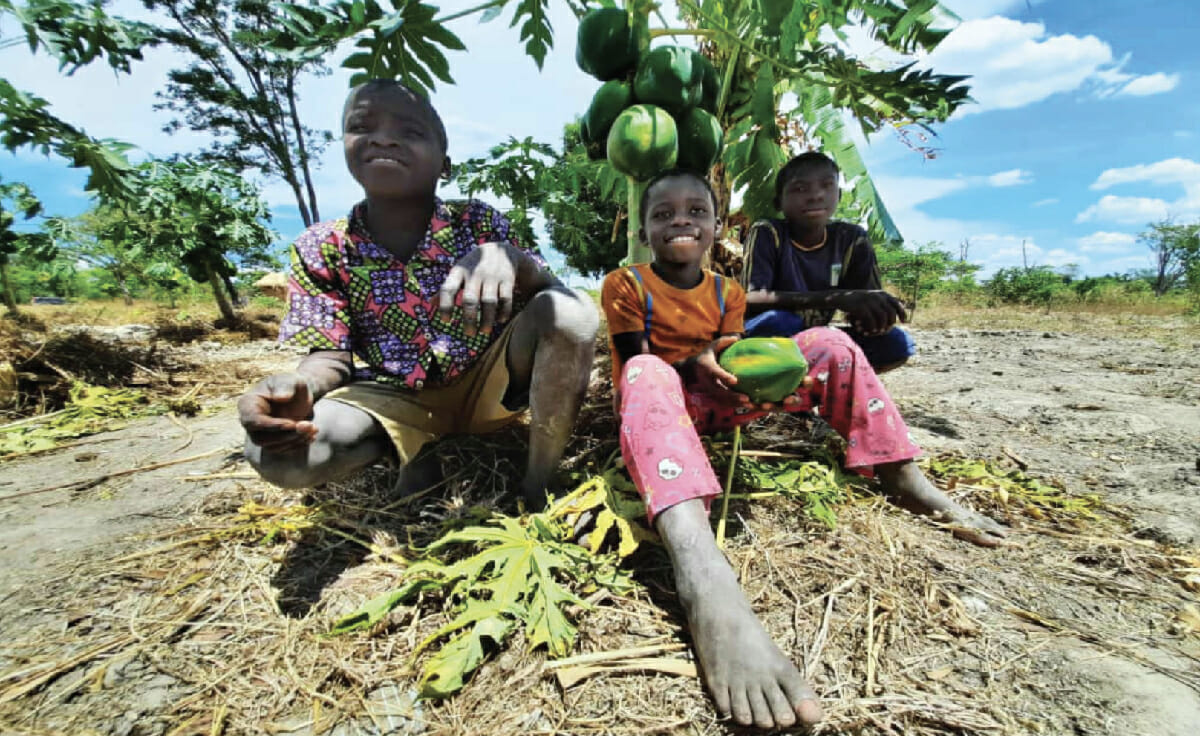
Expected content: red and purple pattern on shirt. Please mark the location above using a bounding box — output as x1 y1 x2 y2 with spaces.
279 198 545 390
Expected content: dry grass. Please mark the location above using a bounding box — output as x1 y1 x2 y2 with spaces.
910 300 1200 344
1 385 1197 735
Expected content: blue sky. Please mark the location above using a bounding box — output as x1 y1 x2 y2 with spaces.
3 0 1197 279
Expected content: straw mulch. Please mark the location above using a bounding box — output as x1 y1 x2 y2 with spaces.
1 372 1198 736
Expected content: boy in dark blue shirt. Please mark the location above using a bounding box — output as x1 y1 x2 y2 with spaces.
740 152 914 372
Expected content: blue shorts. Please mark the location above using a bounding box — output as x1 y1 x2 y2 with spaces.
743 309 915 369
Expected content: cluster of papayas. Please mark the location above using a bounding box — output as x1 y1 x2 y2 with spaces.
576 7 724 181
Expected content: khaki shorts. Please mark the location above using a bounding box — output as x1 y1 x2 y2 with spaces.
323 322 525 464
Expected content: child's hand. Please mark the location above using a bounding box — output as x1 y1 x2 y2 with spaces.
690 335 753 407
438 242 543 336
237 373 318 452
838 290 907 335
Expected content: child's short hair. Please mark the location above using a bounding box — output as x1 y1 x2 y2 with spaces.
342 79 448 152
774 151 840 204
639 169 719 227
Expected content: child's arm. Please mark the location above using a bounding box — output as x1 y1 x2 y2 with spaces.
237 350 353 451
241 233 355 449
440 203 559 335
437 243 557 335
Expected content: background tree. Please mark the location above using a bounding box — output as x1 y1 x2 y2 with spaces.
542 123 626 277
103 159 279 322
453 136 557 248
453 125 627 278
51 209 152 306
876 241 953 317
0 179 58 314
0 0 157 199
671 0 967 262
144 0 334 226
1139 218 1200 297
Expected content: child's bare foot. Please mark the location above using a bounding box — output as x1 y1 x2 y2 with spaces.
657 500 824 729
877 460 1007 547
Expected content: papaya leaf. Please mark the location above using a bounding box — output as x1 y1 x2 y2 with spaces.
511 0 553 69
750 63 778 138
548 469 655 559
419 616 514 698
330 576 443 635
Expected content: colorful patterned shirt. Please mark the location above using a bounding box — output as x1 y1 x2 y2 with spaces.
279 199 545 390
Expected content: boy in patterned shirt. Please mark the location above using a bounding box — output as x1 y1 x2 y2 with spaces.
237 80 599 503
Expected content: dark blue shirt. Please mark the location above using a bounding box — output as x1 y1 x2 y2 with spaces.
740 219 881 326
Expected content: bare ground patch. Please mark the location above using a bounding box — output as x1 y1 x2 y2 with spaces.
1 321 1198 736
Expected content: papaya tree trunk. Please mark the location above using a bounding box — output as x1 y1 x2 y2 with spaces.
118 278 133 306
221 270 240 306
203 260 238 322
0 262 18 315
626 178 653 264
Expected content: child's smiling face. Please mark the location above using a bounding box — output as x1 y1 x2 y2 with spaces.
778 162 840 229
640 175 719 267
343 85 448 199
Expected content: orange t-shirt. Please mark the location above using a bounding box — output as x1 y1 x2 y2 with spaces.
600 264 745 384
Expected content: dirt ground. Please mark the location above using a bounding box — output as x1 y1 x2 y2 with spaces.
0 315 1198 735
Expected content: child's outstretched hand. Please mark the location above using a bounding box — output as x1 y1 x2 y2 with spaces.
237 373 319 452
839 289 907 336
438 242 546 336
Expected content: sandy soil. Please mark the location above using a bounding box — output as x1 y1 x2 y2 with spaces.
0 320 1197 735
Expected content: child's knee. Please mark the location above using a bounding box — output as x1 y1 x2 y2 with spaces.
620 354 678 394
245 443 322 489
526 287 599 344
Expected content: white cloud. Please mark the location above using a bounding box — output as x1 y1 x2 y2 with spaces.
1090 157 1200 190
1075 195 1170 224
1078 157 1200 224
1116 72 1180 97
1176 130 1194 139
1077 231 1137 253
986 168 1032 187
921 17 1178 116
1032 198 1059 207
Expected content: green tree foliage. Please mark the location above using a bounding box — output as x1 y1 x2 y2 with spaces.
0 179 58 314
1138 218 1200 297
452 126 627 278
50 209 154 305
677 0 970 245
0 1 154 199
267 0 579 94
101 159 278 321
543 123 626 277
985 266 1069 307
454 136 557 247
876 240 954 316
143 0 333 226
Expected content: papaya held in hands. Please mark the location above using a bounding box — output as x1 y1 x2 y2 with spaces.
718 337 810 404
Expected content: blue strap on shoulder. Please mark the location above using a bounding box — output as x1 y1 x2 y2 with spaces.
627 266 652 336
714 273 726 319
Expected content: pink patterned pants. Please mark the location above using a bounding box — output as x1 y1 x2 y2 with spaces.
618 327 920 523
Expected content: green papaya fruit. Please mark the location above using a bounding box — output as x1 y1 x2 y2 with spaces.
576 8 649 81
674 107 723 175
692 50 720 114
606 104 678 181
583 80 634 147
633 45 704 116
718 337 809 404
